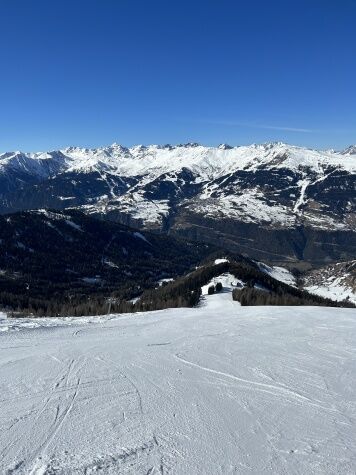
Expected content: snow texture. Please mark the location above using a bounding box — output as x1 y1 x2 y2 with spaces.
2 142 355 177
303 261 356 305
305 279 356 305
258 263 297 287
1 296 356 474
214 258 229 265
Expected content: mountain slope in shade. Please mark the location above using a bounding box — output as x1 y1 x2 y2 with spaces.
2 209 348 317
0 209 216 312
0 142 355 266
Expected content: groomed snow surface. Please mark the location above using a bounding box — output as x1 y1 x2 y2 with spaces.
1 291 356 474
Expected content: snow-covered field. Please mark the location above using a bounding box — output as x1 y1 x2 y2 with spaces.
1 293 356 474
306 281 356 306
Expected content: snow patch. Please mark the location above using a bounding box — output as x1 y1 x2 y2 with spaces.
305 280 356 305
258 262 297 287
157 278 174 286
133 232 151 245
201 273 243 296
65 220 82 232
214 258 229 265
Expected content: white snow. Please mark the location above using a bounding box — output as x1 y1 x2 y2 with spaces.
1 298 356 474
2 142 355 182
119 196 169 226
104 260 119 269
191 190 296 227
258 262 297 287
214 258 229 265
157 278 174 287
2 142 355 230
201 272 243 296
306 279 356 305
303 261 356 305
293 178 309 214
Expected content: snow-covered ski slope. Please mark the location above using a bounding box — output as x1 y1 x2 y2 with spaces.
1 293 356 474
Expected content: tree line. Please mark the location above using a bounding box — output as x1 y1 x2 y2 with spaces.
2 258 354 318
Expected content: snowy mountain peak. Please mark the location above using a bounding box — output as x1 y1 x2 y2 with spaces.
0 141 354 266
176 142 200 148
1 142 355 185
105 143 130 153
341 145 356 155
262 141 287 149
218 144 233 150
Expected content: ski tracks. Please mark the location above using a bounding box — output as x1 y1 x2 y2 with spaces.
94 354 144 417
94 354 178 474
174 353 337 413
25 356 85 474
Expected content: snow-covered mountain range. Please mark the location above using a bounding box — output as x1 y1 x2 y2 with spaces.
1 142 355 266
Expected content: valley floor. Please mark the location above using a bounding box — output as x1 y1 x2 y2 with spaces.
0 292 356 474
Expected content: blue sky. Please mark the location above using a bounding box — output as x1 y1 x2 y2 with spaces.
0 0 355 151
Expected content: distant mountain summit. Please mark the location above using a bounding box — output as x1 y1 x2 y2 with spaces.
341 145 356 155
0 142 355 266
1 142 355 178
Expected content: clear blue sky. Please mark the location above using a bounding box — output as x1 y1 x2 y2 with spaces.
0 0 355 151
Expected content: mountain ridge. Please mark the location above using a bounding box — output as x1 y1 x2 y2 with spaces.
1 142 355 267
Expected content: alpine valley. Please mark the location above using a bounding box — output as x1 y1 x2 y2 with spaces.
0 142 355 268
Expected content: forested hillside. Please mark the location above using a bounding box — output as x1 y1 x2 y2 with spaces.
0 209 215 316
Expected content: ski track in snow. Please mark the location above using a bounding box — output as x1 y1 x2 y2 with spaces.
1 296 356 474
